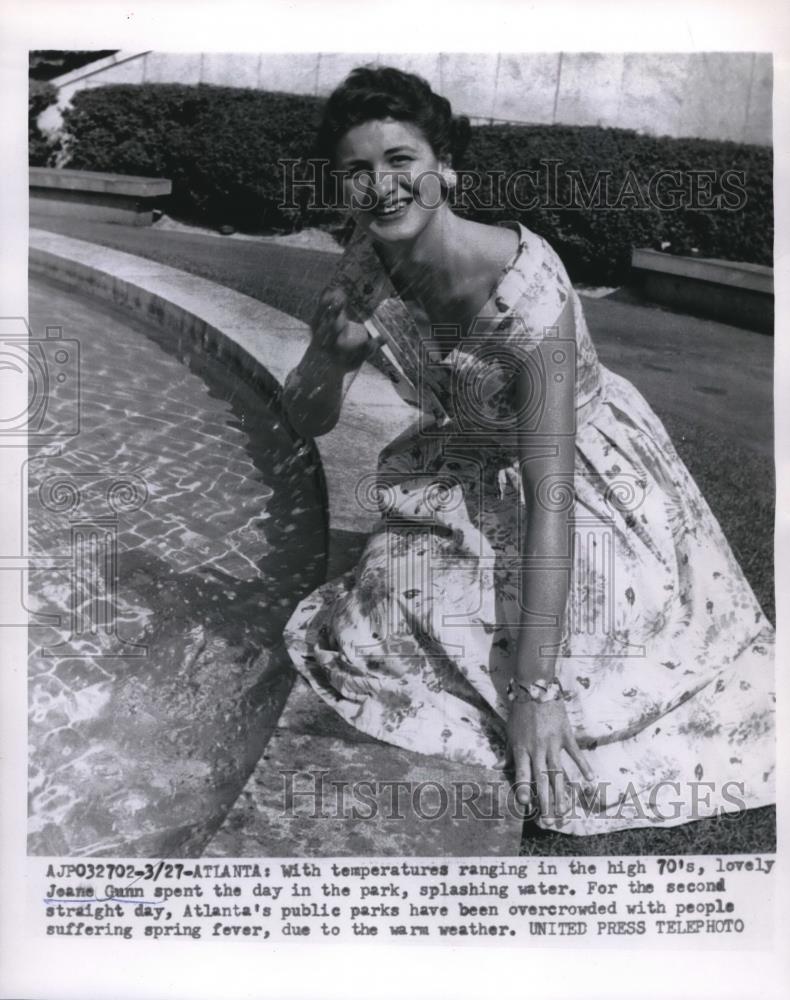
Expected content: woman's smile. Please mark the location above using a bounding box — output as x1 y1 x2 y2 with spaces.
371 198 413 221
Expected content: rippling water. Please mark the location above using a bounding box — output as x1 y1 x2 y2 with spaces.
27 276 327 856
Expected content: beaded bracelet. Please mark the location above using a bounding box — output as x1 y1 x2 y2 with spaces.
506 677 564 704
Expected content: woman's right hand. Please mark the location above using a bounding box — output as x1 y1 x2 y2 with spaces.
312 287 372 373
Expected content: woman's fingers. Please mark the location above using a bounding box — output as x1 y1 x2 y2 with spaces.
547 754 569 816
318 285 346 315
564 735 595 784
535 756 552 818
320 307 346 342
515 751 573 818
508 706 591 818
513 747 532 807
314 288 348 341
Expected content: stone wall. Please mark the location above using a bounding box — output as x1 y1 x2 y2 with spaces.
42 50 772 146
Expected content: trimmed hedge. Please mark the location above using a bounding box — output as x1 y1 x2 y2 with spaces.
60 83 325 231
56 82 772 284
457 124 772 283
29 79 58 166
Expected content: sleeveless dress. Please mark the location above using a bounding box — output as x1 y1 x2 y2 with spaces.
283 221 775 835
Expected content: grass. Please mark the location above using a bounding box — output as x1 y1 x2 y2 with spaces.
656 413 774 626
520 806 775 856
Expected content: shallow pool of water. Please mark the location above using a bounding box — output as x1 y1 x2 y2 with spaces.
27 275 327 856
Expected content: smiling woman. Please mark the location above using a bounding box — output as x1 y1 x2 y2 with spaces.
280 65 775 837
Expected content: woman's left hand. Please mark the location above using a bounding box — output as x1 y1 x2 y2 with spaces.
506 696 594 819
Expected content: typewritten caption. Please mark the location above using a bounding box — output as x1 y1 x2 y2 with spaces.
33 856 774 947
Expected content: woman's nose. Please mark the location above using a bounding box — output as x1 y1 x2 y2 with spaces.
371 169 398 201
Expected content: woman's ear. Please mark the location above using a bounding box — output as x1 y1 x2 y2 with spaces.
435 147 456 184
439 162 458 191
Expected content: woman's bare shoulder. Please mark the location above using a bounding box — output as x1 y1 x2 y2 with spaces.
452 219 524 305
462 218 521 262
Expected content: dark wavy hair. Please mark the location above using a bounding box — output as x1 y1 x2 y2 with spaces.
313 64 472 168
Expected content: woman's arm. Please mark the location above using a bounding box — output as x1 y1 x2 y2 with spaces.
508 296 594 816
516 295 576 683
282 286 373 438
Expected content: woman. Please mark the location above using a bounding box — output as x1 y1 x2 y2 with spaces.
282 66 775 834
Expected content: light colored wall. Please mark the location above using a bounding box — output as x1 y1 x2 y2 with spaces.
42 50 773 146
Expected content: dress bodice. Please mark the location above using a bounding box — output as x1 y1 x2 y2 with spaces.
332 220 602 427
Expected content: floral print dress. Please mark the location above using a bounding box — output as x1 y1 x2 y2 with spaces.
283 221 775 834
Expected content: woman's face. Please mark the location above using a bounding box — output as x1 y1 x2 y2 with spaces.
334 117 450 245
